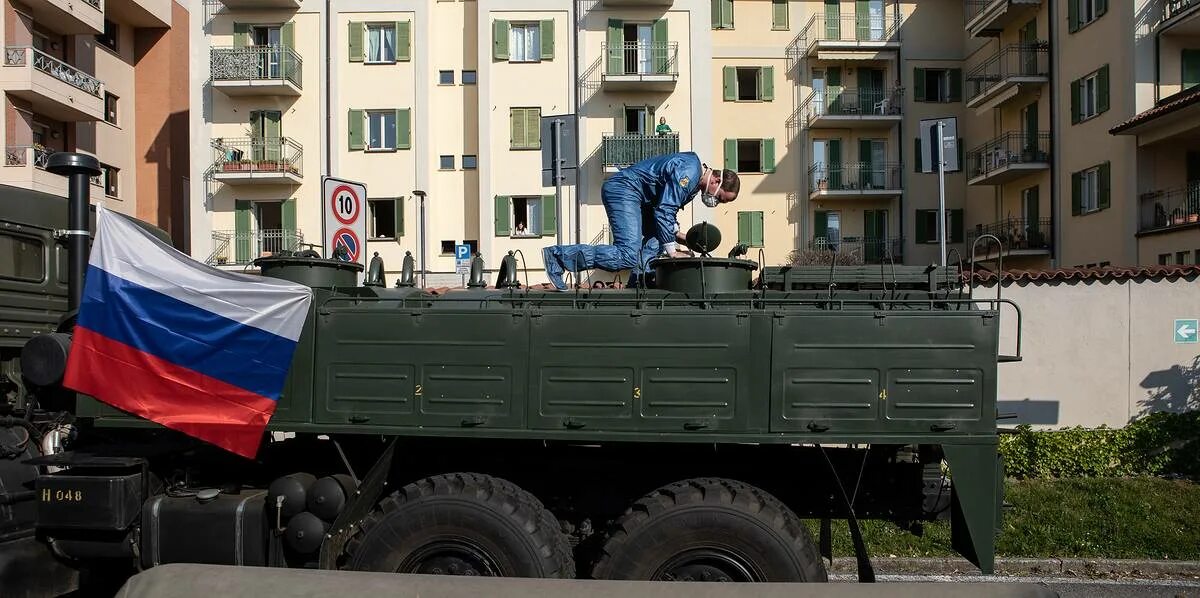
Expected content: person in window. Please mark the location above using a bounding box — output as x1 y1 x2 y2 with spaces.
655 116 673 136
542 151 739 290
515 222 528 236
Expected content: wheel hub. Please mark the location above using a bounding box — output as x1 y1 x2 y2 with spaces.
655 549 761 582
399 541 501 576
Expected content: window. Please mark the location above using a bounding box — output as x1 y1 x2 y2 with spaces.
1079 167 1098 212
1099 261 1110 267
366 24 397 63
0 233 44 282
915 209 964 243
104 93 118 125
509 23 542 63
462 70 477 84
711 0 734 29
913 68 962 103
771 0 788 30
1069 0 1107 32
367 111 397 151
441 240 456 255
439 70 454 85
737 211 764 247
103 165 118 198
368 199 398 239
97 20 118 52
511 197 542 237
510 107 541 150
724 138 776 173
1159 253 1171 265
723 66 774 102
1072 66 1108 123
462 155 478 169
464 240 479 255
1183 50 1200 90
1072 163 1111 214
1195 250 1200 264
439 155 455 170
1178 251 1191 265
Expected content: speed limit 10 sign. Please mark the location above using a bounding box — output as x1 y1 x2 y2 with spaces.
322 176 368 269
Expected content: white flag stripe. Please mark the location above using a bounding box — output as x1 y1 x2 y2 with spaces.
93 208 313 342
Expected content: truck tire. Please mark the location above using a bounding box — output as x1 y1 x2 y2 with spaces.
344 472 574 578
591 478 827 582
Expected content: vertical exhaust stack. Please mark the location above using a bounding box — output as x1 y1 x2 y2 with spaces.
46 153 102 312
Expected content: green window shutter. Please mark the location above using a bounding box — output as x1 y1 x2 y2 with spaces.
607 19 623 73
1097 65 1110 115
396 109 411 150
493 20 509 61
1071 171 1082 215
737 212 751 245
915 210 929 243
855 0 869 39
652 19 668 73
1096 0 1107 18
1098 161 1111 210
761 138 776 173
348 22 363 62
914 137 921 173
859 139 872 168
721 0 734 28
396 22 411 61
233 23 251 48
540 20 555 60
541 195 557 235
281 198 297 249
948 68 963 102
813 211 828 239
510 109 524 149
724 138 738 171
1070 79 1081 124
396 197 405 236
950 209 963 243
825 0 840 39
711 0 720 29
957 137 964 170
913 68 926 101
281 22 295 49
527 109 541 149
751 212 764 247
1183 50 1200 89
723 66 736 101
1068 0 1079 33
235 200 251 263
827 66 841 86
494 196 511 236
828 139 842 188
348 109 363 150
772 0 788 30
761 66 774 101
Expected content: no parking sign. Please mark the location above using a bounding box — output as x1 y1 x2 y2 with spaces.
323 176 367 269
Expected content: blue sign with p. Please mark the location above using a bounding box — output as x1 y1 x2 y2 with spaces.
455 244 470 260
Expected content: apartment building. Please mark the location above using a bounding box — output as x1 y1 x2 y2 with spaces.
0 0 188 242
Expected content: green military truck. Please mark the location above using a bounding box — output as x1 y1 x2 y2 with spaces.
0 177 1020 594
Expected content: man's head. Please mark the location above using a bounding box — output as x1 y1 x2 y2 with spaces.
700 166 740 207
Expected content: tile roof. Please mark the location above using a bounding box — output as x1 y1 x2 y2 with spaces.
971 265 1200 284
1109 86 1200 135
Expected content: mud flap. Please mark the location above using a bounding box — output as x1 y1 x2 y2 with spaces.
941 443 1001 575
317 438 397 569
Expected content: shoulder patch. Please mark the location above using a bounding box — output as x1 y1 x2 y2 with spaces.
679 176 689 188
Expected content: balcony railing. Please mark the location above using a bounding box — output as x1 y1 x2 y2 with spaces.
82 0 100 8
966 43 1049 102
4 145 53 169
798 13 901 48
1139 182 1200 233
1166 0 1200 21
4 47 102 97
208 229 304 266
801 87 903 125
211 137 303 178
602 42 679 76
966 131 1050 180
809 162 902 193
808 236 903 264
601 133 680 168
967 218 1052 255
211 46 303 88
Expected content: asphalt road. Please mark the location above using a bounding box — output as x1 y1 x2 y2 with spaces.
832 574 1200 597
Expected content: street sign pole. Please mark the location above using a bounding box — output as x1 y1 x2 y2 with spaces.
552 118 563 245
937 121 947 268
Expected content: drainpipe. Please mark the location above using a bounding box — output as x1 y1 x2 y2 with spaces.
571 0 581 245
895 2 905 263
325 0 332 177
1048 0 1059 267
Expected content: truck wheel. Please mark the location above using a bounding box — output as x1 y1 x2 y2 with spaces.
344 472 574 578
591 478 827 582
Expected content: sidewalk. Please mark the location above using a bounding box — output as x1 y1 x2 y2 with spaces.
830 557 1200 579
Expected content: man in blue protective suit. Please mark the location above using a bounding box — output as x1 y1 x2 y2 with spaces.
542 152 740 290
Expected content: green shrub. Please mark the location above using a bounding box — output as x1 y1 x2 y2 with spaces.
999 411 1200 479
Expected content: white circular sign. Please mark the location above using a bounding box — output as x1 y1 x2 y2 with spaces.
331 184 360 225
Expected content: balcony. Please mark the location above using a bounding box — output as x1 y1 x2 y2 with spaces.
965 44 1049 112
794 14 901 60
799 87 903 129
601 133 679 173
21 0 103 35
207 229 304 267
211 137 303 185
966 131 1050 186
1163 0 1200 34
1 145 67 195
1 47 103 122
211 46 302 96
1138 183 1200 234
598 0 670 6
809 162 902 199
964 0 1042 38
966 218 1052 260
104 0 170 27
601 42 678 90
808 236 903 264
219 0 300 8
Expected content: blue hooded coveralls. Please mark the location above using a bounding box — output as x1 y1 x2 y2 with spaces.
545 152 703 281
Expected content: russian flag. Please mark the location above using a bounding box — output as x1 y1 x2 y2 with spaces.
64 208 312 458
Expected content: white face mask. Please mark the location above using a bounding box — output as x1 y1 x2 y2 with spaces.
700 169 720 208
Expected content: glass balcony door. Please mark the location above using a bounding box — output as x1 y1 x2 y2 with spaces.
254 26 282 80
622 23 653 75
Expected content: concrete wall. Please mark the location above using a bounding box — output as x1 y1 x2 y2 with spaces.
986 274 1200 428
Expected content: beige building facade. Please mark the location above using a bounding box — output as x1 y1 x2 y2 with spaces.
189 0 1200 282
1 0 188 242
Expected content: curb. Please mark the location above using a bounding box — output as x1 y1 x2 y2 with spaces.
829 557 1200 579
